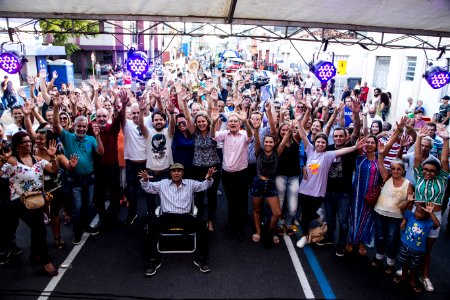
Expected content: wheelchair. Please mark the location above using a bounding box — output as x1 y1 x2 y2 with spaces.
154 205 198 254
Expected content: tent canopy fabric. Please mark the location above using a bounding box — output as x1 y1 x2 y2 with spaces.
1 0 450 37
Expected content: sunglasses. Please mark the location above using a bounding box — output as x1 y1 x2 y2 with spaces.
177 121 187 126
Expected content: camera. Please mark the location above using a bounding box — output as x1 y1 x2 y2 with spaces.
1 140 12 154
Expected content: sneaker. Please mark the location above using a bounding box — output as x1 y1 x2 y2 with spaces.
316 237 334 246
145 260 161 277
72 235 82 245
193 258 211 273
84 226 100 236
419 277 434 292
0 252 10 265
125 214 138 225
217 190 222 196
396 269 402 277
10 241 22 255
335 246 345 257
296 236 308 248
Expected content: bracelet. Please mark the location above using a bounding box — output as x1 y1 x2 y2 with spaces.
169 111 175 115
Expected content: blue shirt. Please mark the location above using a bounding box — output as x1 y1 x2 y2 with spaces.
60 129 98 175
344 106 353 127
401 210 434 252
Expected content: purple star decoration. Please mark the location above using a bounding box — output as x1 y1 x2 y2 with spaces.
0 52 23 74
126 49 149 78
311 60 336 83
424 66 450 89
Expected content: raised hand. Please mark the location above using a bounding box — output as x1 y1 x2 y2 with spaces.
377 141 385 153
205 167 217 179
407 192 415 203
351 98 361 113
138 170 153 181
92 122 101 136
138 98 147 111
165 100 175 114
45 140 58 157
396 116 409 131
52 70 58 79
21 101 32 115
151 85 161 99
437 127 449 140
418 126 430 137
18 87 27 100
264 100 271 112
355 137 367 150
422 202 435 214
27 75 37 85
118 91 129 105
211 107 220 123
39 68 48 78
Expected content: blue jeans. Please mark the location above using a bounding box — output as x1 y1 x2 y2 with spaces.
324 192 351 247
275 176 299 225
374 212 402 260
67 173 96 238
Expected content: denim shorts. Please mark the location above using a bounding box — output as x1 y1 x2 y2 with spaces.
250 176 278 198
397 242 424 269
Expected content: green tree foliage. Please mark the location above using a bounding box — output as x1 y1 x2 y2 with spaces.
39 19 99 56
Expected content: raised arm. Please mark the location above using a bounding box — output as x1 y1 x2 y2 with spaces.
117 91 129 129
21 101 36 140
264 101 277 136
301 97 312 129
138 99 150 139
324 102 344 136
238 110 253 139
253 127 261 156
210 107 220 138
350 98 362 143
91 123 104 155
377 141 390 181
414 126 429 168
437 126 449 173
52 96 63 135
39 70 52 105
335 137 366 157
165 100 176 138
297 114 310 151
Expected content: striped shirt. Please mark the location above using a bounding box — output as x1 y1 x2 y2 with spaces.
141 178 213 214
414 166 449 205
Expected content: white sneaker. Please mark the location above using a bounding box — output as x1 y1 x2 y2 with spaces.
420 277 434 292
396 269 402 276
217 190 222 196
296 236 308 248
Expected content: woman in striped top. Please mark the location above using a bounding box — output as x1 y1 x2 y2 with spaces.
412 125 449 292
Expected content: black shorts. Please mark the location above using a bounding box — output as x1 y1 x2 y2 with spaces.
397 241 424 269
250 177 278 198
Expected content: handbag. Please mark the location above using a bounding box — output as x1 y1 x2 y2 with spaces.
20 191 45 209
364 176 390 207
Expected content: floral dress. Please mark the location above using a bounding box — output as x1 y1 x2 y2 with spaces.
1 159 48 201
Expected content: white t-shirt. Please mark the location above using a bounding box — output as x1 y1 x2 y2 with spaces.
5 123 25 138
146 127 173 170
367 114 383 128
123 119 147 161
304 77 314 89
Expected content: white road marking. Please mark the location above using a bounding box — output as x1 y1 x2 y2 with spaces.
38 214 101 300
283 235 315 299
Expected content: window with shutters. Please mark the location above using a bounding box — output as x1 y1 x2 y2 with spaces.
405 56 417 81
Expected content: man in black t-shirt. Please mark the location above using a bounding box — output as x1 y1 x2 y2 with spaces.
317 99 361 256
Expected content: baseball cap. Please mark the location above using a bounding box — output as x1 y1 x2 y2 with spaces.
170 163 184 170
442 95 450 101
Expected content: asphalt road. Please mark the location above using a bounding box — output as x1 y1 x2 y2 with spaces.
1 187 450 300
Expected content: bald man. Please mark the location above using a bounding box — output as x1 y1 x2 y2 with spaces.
91 107 122 229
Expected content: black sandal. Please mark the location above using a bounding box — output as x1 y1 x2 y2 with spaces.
54 237 65 250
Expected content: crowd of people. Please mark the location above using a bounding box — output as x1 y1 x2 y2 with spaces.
0 64 449 293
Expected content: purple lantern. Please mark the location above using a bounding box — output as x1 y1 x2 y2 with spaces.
126 48 149 78
423 66 450 89
0 52 24 74
310 60 336 82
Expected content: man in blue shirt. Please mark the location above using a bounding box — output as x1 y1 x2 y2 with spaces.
53 97 104 244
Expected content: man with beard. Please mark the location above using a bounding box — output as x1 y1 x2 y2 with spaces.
139 91 175 225
53 97 104 244
90 107 121 229
318 98 361 256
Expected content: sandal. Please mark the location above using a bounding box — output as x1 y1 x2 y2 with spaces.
393 276 406 285
272 234 280 244
358 244 367 256
252 233 261 243
54 237 65 250
345 243 354 253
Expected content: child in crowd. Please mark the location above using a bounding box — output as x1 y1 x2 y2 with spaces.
395 202 440 293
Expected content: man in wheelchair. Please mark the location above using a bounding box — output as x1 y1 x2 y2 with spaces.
139 163 216 277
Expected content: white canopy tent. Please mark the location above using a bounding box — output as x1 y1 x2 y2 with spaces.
1 0 449 37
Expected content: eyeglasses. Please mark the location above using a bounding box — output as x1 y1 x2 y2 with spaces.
274 106 281 110
60 117 68 120
177 121 187 126
423 168 437 174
